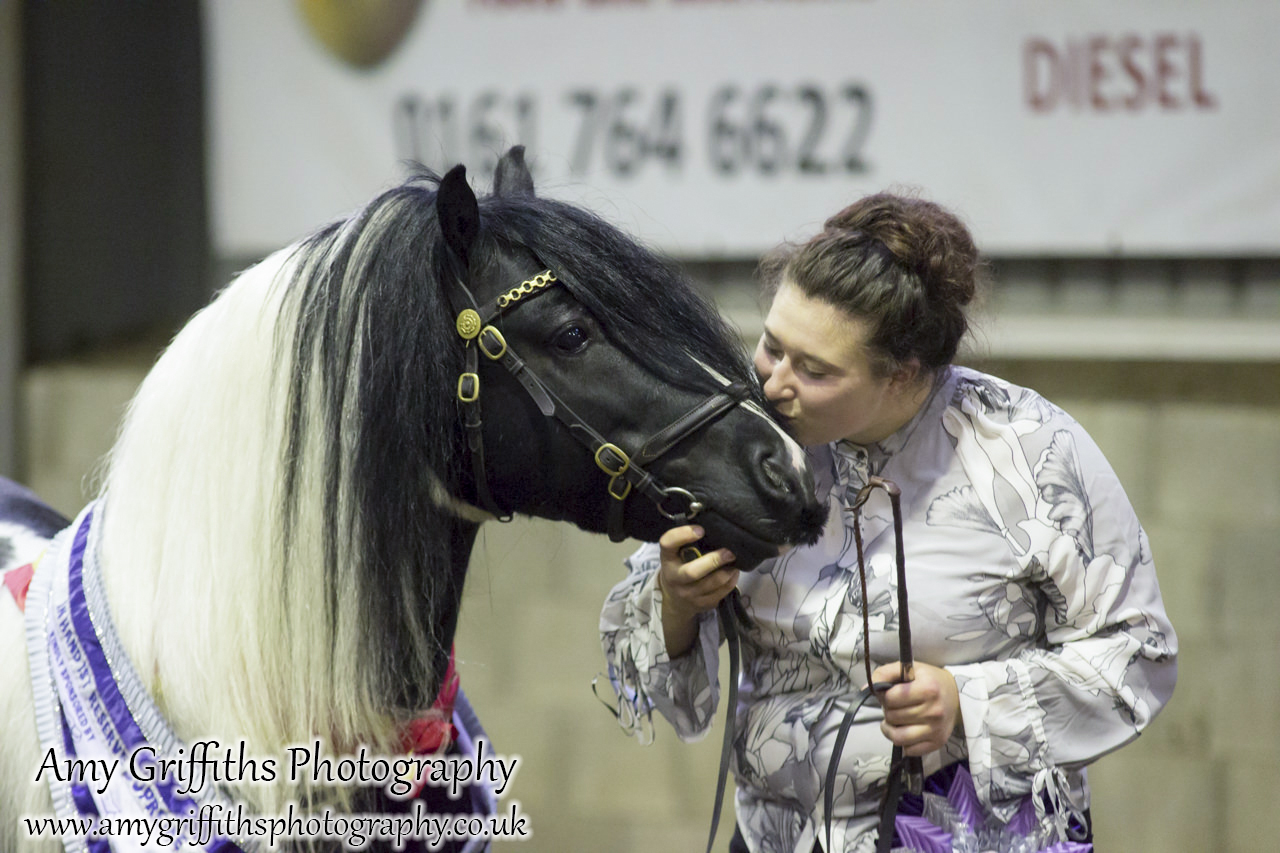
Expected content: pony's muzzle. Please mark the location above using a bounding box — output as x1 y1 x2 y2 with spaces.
750 445 825 547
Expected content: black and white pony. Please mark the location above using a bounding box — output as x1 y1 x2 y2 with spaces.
0 148 825 851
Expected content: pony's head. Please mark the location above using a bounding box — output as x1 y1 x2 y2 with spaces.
97 148 822 797
429 149 824 561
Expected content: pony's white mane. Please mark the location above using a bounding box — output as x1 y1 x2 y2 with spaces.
96 245 404 811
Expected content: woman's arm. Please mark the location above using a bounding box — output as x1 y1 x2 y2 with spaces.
599 528 737 742
948 422 1177 820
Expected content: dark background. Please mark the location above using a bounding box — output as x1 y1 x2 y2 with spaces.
22 1 207 362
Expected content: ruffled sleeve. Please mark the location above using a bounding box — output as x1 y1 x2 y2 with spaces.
599 541 724 743
946 411 1177 832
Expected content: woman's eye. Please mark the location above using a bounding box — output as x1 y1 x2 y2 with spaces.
553 325 589 353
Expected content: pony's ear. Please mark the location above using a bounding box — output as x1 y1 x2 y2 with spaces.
437 164 479 265
493 145 535 198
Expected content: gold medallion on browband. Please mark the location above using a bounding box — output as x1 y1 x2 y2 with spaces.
455 271 557 403
455 309 482 340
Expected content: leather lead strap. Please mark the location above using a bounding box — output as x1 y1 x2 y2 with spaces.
706 590 743 853
884 485 924 798
874 747 908 853
825 685 879 853
813 477 920 852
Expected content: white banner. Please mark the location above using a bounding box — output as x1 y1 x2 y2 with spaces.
207 0 1280 257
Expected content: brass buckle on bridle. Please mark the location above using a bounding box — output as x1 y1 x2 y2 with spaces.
595 444 632 501
594 443 629 477
478 326 508 360
457 372 480 403
607 476 632 501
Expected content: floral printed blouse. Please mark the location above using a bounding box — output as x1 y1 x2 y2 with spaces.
600 366 1177 852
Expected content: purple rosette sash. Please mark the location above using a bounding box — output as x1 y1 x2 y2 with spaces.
891 763 1094 853
25 504 254 853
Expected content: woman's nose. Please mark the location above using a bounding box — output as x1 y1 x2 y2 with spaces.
760 360 792 401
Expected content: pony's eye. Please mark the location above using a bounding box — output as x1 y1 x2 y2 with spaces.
552 325 589 354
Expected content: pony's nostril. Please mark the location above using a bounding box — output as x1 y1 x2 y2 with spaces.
761 454 796 495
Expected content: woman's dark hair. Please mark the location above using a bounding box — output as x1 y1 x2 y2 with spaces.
759 192 983 378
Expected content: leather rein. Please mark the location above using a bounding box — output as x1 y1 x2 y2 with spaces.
445 267 749 539
705 476 922 853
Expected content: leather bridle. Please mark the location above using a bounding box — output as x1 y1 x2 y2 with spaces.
445 267 750 540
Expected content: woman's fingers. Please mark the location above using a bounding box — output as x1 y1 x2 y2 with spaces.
672 551 738 610
683 547 737 582
687 566 740 609
660 526 734 577
878 723 944 757
870 661 961 756
658 524 705 554
657 526 738 614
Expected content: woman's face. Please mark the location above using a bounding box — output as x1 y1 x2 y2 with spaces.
753 281 903 447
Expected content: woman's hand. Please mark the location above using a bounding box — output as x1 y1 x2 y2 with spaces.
871 661 961 757
656 525 737 658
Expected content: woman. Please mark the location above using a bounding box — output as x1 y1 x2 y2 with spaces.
599 193 1177 852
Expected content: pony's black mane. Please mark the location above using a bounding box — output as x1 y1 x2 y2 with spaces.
277 171 762 716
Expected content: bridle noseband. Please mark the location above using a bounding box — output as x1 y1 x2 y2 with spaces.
446 268 749 540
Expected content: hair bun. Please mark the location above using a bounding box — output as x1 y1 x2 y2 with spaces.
824 193 978 309
767 191 983 374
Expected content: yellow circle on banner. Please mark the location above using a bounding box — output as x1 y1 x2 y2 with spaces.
296 0 424 70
